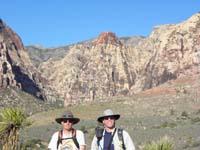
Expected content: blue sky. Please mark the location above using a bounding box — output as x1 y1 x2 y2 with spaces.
0 0 199 47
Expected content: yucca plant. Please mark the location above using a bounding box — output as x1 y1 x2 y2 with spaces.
0 107 32 150
143 136 174 150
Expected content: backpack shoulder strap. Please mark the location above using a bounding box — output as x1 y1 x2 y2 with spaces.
57 129 79 149
117 128 126 150
95 127 104 146
72 129 80 149
108 128 117 150
57 130 63 149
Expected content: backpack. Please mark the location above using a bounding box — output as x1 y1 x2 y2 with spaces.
57 129 79 149
95 127 126 150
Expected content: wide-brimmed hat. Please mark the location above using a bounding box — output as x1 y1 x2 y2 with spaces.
97 109 120 123
55 111 80 124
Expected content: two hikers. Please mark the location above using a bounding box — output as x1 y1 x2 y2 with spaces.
48 109 135 150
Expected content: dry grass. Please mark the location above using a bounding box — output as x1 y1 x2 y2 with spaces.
20 75 200 150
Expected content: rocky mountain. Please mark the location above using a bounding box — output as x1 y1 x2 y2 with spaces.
132 13 200 92
25 35 144 67
0 19 58 106
34 12 200 105
25 45 71 67
1 13 200 107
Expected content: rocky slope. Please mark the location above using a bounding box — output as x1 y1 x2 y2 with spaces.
36 12 200 105
0 19 58 105
135 13 200 91
25 45 71 67
39 32 143 105
1 12 200 107
25 36 144 67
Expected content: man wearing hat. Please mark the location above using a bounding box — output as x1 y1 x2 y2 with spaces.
91 109 135 150
48 111 86 150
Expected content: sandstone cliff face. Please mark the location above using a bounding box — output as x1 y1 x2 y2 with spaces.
38 13 200 105
0 19 58 102
1 12 197 106
39 32 141 104
131 12 200 92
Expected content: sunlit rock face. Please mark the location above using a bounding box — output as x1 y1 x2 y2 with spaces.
94 32 122 46
0 19 57 102
2 13 199 105
131 12 200 92
39 13 200 104
39 31 138 104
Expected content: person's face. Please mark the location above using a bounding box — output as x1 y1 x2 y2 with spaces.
102 116 116 129
61 119 73 130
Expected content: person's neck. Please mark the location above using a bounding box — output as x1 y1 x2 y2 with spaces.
105 127 115 133
63 128 72 135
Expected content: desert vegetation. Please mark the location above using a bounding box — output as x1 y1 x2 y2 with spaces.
0 107 32 150
20 86 200 150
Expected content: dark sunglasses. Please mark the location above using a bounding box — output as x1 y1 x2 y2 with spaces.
62 119 73 123
103 116 116 120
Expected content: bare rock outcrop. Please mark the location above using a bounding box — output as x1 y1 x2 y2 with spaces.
39 32 139 105
131 12 200 92
1 12 198 106
39 13 200 105
0 19 58 102
95 32 122 46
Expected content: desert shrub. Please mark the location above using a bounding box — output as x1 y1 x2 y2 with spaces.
143 136 174 150
182 136 200 149
196 109 200 114
170 109 175 116
152 121 177 129
0 107 32 150
80 125 88 133
20 139 46 150
181 111 189 118
191 117 200 124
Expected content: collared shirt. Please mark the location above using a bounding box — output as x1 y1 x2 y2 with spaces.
91 128 136 150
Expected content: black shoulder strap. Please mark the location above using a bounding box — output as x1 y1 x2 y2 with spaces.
57 130 63 149
95 127 104 146
56 129 79 149
118 128 126 150
108 128 117 150
72 129 80 149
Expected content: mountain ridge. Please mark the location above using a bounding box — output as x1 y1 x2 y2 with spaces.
0 12 199 107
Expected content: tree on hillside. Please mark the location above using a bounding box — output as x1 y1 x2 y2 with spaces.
0 107 32 150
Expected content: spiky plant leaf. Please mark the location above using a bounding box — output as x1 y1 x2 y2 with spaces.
0 107 32 150
143 136 174 150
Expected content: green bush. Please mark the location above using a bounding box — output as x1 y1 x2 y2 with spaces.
191 117 200 124
80 125 88 133
0 107 32 150
181 111 189 118
143 136 174 150
152 121 177 129
20 139 46 150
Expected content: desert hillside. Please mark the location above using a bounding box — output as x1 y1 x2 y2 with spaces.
24 75 200 150
0 12 199 150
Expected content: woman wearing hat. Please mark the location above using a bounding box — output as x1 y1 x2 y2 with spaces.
91 109 135 150
48 111 86 150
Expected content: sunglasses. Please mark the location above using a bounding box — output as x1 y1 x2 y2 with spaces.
103 116 116 120
62 119 73 123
